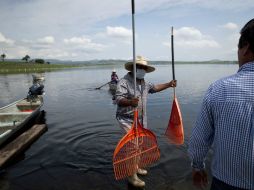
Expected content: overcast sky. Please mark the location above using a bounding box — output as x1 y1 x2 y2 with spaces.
0 0 253 61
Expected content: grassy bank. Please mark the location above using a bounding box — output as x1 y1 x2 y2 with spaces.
0 60 238 74
0 61 82 74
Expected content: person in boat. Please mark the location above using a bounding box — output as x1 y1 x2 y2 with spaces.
115 55 177 187
188 18 254 190
111 69 119 84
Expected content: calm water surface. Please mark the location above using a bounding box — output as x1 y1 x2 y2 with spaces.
0 64 238 190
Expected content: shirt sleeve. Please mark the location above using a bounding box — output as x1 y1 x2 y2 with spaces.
188 85 215 169
148 81 156 94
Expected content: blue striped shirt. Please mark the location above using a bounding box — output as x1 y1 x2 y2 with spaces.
188 62 254 189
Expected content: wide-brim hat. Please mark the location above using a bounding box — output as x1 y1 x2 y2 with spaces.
125 55 155 73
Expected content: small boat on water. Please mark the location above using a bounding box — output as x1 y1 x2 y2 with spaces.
32 74 45 83
110 69 118 95
109 82 117 95
0 78 45 147
0 98 43 147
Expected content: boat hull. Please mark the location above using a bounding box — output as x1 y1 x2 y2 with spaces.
109 82 117 95
0 97 43 147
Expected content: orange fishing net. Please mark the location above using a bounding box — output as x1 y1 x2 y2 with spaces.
165 97 184 145
113 110 160 180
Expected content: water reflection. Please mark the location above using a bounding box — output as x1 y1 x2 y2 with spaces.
1 110 47 167
0 74 36 106
0 64 238 190
0 172 9 190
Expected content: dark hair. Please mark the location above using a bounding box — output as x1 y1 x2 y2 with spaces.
238 18 254 53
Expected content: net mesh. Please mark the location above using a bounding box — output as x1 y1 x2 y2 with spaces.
113 112 160 180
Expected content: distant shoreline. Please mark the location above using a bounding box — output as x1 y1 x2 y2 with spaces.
0 60 237 74
0 61 82 74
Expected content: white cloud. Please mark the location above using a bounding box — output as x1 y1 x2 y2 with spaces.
37 36 55 44
0 32 15 45
2 45 30 59
42 50 74 59
227 33 240 43
169 27 220 48
194 0 254 11
1 0 252 61
64 37 91 45
27 47 76 59
162 42 171 48
106 26 132 39
64 36 106 53
221 22 238 30
20 36 55 50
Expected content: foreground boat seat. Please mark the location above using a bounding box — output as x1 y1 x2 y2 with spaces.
16 101 41 112
0 113 30 123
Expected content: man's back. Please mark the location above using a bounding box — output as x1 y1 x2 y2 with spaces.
189 18 254 190
189 62 254 189
210 62 254 188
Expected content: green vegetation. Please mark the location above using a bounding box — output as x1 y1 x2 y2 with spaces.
0 59 238 74
0 61 82 74
1 54 6 62
22 55 30 63
34 59 45 64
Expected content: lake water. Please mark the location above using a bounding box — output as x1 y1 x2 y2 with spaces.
0 64 238 190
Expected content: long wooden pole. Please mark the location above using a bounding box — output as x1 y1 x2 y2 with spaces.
171 27 176 97
132 0 136 97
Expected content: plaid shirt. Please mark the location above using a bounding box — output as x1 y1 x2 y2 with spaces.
188 62 254 189
115 72 155 128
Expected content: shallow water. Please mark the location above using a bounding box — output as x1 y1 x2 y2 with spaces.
0 64 238 190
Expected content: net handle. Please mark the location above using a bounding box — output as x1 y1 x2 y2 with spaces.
171 27 176 98
132 0 136 98
131 0 138 129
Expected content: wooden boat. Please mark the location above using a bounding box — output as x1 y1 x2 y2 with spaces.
32 74 45 84
109 82 117 95
0 96 43 147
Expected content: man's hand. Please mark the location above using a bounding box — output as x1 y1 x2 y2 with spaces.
169 80 177 88
129 97 139 107
192 169 208 189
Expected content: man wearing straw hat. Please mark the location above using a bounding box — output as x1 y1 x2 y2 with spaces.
115 55 177 187
111 69 119 84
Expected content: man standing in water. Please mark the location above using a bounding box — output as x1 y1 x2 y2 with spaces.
115 55 177 187
188 19 254 190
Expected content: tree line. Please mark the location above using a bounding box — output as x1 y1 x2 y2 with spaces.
1 53 49 64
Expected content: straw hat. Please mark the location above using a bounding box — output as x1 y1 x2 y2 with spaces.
125 55 155 73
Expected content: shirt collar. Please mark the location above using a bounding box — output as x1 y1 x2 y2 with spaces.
238 61 254 73
124 72 134 82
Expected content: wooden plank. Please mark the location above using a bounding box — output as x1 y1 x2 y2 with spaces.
0 124 47 168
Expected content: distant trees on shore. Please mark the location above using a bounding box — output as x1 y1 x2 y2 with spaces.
22 55 30 63
0 53 50 65
20 55 49 64
1 53 6 62
34 59 45 64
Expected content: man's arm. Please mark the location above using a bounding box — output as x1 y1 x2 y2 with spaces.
117 97 138 107
188 86 215 189
153 80 177 92
115 79 138 107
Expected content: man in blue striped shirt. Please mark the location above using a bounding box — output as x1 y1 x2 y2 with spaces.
188 19 254 190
